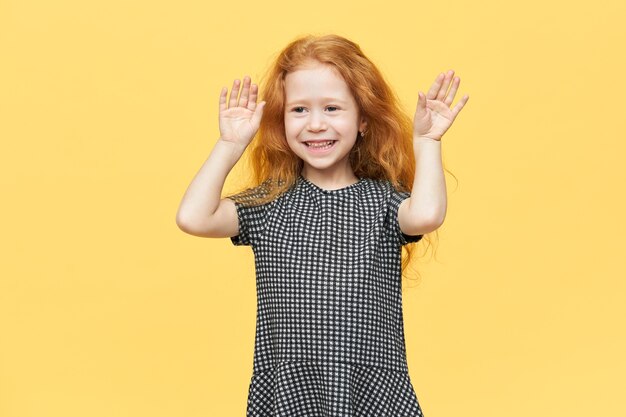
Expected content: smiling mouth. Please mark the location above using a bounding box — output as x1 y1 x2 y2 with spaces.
304 140 337 148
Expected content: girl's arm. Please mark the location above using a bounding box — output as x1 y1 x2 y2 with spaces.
398 70 469 236
175 139 243 238
176 76 266 238
399 138 447 236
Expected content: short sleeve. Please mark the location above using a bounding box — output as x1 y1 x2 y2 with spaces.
229 200 272 247
226 181 276 247
388 188 423 246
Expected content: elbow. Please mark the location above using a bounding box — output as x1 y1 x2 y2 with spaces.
431 211 446 230
405 212 445 236
176 216 209 237
403 220 438 236
176 214 193 234
176 212 203 236
175 208 189 230
176 213 223 238
400 200 446 235
427 211 446 232
425 205 446 231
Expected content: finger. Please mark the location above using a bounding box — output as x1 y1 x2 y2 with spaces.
228 79 241 109
426 73 444 100
444 76 461 107
451 94 469 118
251 100 266 127
416 91 427 112
239 75 251 108
436 70 454 102
219 86 228 113
248 84 259 112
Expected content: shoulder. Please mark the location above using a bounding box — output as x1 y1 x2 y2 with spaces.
366 179 423 244
227 177 293 207
362 177 406 197
361 178 412 215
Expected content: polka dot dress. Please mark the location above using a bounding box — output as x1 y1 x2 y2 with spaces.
229 174 425 417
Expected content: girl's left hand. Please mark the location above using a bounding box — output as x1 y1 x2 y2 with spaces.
413 70 469 141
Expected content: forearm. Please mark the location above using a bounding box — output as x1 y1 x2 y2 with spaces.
407 137 447 225
176 139 246 225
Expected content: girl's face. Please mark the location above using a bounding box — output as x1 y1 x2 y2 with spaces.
284 61 367 181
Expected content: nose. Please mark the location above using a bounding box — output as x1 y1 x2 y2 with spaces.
307 109 327 131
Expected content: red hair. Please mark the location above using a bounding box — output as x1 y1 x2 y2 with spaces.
229 33 437 285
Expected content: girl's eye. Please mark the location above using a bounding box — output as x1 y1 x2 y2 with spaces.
291 106 339 113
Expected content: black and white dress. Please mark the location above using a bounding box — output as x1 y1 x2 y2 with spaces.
229 174 425 417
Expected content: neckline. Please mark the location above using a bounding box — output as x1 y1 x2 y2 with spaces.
298 174 365 194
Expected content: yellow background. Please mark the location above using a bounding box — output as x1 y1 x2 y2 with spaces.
1 0 625 416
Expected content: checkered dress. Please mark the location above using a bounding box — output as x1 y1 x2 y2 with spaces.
229 174 425 417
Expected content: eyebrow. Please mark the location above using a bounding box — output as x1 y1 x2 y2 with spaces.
285 97 348 106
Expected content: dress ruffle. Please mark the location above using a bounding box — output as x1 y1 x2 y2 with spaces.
246 360 424 417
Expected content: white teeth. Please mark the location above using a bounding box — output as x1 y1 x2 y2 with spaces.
306 141 335 148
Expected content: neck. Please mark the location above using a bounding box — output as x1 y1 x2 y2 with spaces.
300 167 359 189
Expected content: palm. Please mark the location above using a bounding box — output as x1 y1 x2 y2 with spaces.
218 76 265 146
220 106 257 144
413 70 469 141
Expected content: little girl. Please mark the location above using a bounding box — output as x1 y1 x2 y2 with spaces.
177 34 468 417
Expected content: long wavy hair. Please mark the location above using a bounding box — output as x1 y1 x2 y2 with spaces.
227 33 442 285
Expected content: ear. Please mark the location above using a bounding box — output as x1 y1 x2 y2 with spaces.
359 117 368 133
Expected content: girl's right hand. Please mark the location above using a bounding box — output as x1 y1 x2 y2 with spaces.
218 75 266 148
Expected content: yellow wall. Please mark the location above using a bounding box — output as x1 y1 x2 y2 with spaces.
1 0 624 416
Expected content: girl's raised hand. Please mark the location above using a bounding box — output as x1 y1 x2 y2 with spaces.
413 70 469 141
218 76 266 147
